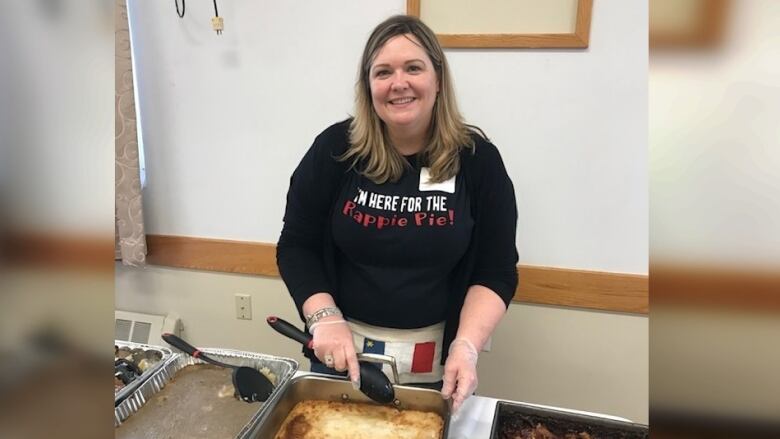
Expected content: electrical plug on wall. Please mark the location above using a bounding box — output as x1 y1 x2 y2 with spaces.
211 16 223 35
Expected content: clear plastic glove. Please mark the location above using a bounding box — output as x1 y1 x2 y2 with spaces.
441 338 479 414
310 318 361 388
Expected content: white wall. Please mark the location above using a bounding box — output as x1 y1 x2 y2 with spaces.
128 0 401 244
129 0 647 274
0 0 113 234
451 3 648 274
650 0 780 268
119 0 648 424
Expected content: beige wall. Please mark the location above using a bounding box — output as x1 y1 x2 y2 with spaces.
115 264 307 363
115 263 648 423
482 302 648 423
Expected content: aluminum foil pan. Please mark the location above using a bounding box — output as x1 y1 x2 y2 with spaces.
489 400 649 439
114 347 298 439
114 340 174 407
246 373 450 439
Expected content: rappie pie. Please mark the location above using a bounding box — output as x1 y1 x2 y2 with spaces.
342 200 454 230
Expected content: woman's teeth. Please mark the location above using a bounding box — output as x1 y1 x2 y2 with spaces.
391 97 414 104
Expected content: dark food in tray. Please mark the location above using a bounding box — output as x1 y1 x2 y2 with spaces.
498 420 597 439
494 402 648 439
114 358 142 391
114 345 164 392
115 364 261 439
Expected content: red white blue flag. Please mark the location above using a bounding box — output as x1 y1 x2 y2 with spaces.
362 337 435 373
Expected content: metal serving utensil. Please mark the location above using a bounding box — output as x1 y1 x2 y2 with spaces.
266 316 396 404
161 333 274 403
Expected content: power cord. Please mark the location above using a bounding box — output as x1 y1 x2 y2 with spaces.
174 0 223 35
175 0 185 18
211 0 223 35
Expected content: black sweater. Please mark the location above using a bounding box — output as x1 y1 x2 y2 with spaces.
277 119 518 364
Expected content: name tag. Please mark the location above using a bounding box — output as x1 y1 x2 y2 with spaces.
419 167 455 193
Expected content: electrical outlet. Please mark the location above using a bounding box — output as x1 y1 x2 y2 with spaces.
235 294 252 320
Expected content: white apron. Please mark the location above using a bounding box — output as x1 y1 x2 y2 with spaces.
347 319 445 384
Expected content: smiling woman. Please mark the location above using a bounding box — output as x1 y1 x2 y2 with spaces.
368 34 440 155
344 15 473 185
276 14 519 414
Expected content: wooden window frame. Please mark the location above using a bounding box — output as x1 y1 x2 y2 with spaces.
406 0 592 48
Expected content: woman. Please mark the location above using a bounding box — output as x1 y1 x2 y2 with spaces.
277 14 517 413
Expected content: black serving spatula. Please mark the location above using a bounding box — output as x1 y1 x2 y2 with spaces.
266 316 395 404
162 333 274 403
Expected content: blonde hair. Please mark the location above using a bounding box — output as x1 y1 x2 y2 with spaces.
342 15 476 184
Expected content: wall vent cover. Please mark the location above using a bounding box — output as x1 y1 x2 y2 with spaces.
114 310 181 346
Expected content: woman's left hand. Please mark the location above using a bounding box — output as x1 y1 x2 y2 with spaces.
441 338 479 413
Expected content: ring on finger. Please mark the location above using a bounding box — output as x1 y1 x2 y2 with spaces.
324 354 334 366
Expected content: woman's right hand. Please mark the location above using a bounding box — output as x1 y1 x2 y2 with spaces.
310 316 361 388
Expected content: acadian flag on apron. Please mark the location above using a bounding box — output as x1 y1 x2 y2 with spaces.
349 320 445 384
362 338 436 373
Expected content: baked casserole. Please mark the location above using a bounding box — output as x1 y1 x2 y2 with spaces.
274 400 443 439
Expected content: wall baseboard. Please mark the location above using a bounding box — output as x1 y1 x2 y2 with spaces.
147 234 279 277
3 231 114 271
517 265 647 314
146 234 648 314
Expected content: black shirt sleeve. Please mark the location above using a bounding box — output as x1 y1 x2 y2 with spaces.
467 138 519 307
276 121 350 315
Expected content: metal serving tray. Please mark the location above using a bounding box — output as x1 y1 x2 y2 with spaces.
114 340 174 407
245 373 451 439
114 348 298 439
489 400 649 439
